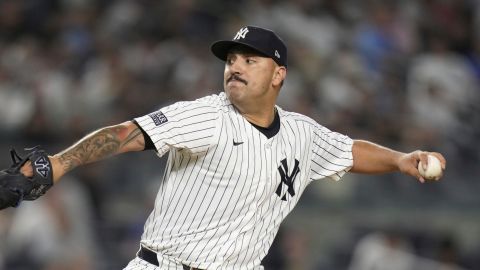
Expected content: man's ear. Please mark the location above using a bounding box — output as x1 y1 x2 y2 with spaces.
272 66 287 88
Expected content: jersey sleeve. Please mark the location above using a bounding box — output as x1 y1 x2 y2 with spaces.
310 124 354 181
134 101 218 157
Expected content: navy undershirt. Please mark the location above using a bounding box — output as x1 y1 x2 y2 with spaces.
133 120 155 150
249 109 280 139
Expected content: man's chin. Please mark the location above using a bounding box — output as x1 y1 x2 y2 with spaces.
225 87 244 101
225 84 245 93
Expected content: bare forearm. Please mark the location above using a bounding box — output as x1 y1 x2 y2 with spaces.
50 121 145 182
350 140 404 174
350 139 447 182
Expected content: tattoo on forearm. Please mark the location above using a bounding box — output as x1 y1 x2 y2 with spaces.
123 128 143 148
57 125 144 173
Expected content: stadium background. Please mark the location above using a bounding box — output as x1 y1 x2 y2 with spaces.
0 0 479 269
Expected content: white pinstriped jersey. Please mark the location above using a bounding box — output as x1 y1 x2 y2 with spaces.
134 92 353 269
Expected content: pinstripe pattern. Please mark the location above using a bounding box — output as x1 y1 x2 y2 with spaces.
128 92 353 269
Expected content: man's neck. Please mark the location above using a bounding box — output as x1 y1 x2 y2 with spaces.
240 106 277 128
228 89 279 127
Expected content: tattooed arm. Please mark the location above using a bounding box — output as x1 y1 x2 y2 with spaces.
21 121 145 183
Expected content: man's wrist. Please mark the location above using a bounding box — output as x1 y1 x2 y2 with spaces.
49 155 63 183
392 152 405 172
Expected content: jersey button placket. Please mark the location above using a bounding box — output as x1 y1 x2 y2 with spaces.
256 141 271 210
265 140 275 199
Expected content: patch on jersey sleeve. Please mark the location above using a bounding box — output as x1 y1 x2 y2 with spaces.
148 111 168 126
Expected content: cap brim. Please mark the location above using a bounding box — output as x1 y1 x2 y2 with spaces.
211 40 268 61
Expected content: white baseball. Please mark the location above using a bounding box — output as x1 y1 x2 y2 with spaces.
418 155 442 180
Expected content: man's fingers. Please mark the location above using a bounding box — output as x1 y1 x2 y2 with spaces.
430 152 446 170
404 161 425 183
402 151 445 183
417 152 429 171
411 168 425 183
20 161 33 178
418 176 425 183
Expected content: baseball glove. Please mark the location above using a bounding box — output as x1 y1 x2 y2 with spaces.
0 147 54 210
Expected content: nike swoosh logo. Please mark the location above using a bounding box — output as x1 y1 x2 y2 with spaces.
233 140 244 146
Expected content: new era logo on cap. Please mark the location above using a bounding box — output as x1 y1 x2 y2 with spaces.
211 25 288 67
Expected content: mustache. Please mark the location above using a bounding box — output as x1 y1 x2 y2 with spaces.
227 74 248 85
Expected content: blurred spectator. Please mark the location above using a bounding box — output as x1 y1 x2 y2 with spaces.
354 1 415 78
4 177 96 270
0 65 35 136
405 29 478 153
349 231 416 270
349 231 467 270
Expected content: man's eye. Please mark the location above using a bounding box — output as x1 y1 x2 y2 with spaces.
246 58 256 64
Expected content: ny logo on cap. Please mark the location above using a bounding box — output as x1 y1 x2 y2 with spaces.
234 27 249 40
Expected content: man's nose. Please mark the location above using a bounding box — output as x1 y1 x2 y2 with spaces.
228 58 245 74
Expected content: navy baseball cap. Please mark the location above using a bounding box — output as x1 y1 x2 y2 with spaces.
211 26 288 67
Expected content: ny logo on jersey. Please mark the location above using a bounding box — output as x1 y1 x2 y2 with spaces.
275 158 300 201
34 156 50 178
234 27 249 40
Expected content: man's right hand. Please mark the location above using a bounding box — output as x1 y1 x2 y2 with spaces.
0 147 55 210
20 160 33 178
20 156 62 183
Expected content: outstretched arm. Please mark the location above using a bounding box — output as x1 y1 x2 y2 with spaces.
21 121 146 183
350 140 446 183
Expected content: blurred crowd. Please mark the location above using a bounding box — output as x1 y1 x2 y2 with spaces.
0 0 479 269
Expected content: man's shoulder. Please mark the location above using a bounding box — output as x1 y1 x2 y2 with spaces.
278 107 318 126
279 109 350 142
167 92 229 113
194 92 231 109
278 108 339 136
